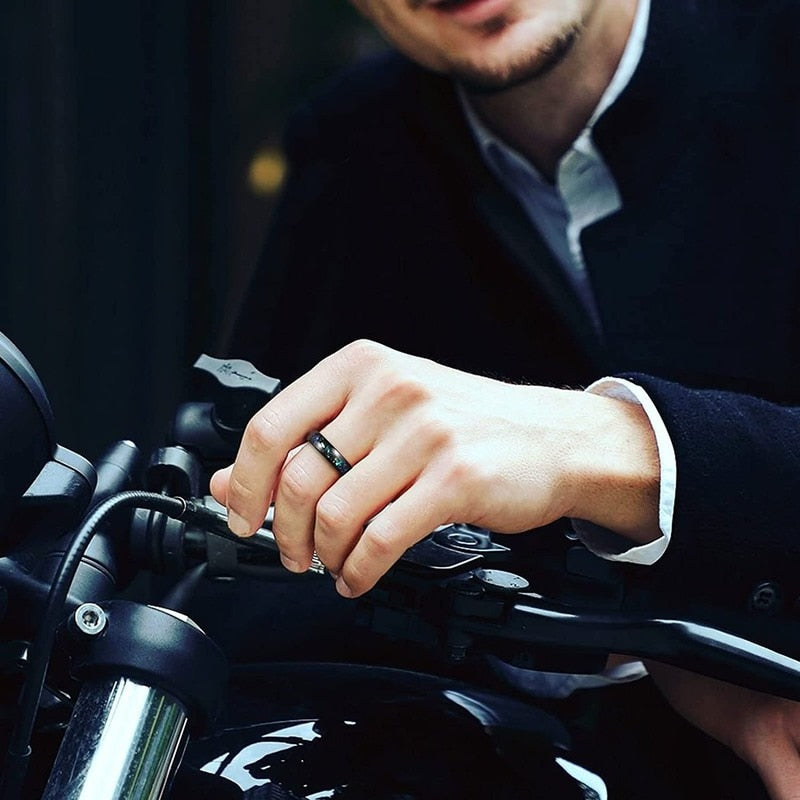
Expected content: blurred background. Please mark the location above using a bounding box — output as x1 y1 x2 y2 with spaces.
0 1 384 461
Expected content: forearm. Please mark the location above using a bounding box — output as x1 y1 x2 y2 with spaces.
645 660 800 800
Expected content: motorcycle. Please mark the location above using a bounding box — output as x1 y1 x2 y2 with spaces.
0 330 797 800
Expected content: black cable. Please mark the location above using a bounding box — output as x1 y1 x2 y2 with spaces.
0 490 186 800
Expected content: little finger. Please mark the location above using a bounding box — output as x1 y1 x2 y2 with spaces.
335 477 449 597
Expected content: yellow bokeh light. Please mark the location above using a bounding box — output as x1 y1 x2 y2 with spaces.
247 148 287 196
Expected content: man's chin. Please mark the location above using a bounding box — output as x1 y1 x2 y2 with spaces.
453 63 545 94
449 25 579 94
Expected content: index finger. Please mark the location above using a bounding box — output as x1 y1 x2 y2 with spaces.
222 346 361 536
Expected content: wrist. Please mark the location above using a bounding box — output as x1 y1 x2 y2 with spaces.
564 393 661 544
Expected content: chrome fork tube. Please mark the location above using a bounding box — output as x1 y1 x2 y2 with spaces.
42 676 188 800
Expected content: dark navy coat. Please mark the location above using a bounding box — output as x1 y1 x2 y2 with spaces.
230 0 800 615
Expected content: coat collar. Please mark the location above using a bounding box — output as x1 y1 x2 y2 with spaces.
398 0 712 372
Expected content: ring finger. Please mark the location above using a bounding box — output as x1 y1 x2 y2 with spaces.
311 424 436 576
272 419 372 571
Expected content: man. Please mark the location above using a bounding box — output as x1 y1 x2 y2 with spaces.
211 0 800 796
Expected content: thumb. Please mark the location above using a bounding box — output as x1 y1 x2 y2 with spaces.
209 464 234 505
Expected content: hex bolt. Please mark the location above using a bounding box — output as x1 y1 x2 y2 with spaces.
74 603 108 636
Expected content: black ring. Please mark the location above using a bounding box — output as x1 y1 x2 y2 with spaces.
306 431 352 476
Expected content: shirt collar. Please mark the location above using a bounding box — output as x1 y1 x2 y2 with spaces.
459 0 651 170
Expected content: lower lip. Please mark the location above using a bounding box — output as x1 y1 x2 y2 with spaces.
429 0 512 26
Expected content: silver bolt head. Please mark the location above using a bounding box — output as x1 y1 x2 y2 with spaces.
74 602 107 636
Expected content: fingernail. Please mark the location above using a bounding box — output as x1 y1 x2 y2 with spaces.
227 510 251 537
335 576 354 598
280 554 302 573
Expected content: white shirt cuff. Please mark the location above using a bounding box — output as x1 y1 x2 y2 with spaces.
487 654 649 699
571 376 676 566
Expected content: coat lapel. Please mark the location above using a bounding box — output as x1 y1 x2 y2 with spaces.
409 68 608 371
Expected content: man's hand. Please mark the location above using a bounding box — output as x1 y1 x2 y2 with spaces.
646 662 800 800
210 340 660 597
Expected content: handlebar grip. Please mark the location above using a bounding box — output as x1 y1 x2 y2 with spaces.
640 617 800 700
89 441 142 511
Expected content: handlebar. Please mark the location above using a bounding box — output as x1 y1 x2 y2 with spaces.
152 495 800 702
0 346 798 799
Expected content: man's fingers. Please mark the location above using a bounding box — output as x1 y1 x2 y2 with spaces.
335 478 447 597
224 405 291 535
272 421 367 570
312 424 435 575
224 371 348 535
209 464 233 506
221 341 390 538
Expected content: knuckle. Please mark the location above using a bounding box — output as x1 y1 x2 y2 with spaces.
429 452 486 511
245 406 282 452
270 517 311 561
227 472 259 504
360 522 397 562
315 493 354 535
415 414 455 452
453 467 485 509
340 339 392 375
376 372 430 411
344 338 383 361
341 557 373 596
278 460 316 506
442 454 478 487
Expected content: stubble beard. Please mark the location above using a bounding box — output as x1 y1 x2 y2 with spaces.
451 22 581 94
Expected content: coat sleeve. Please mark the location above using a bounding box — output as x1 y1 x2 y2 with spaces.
620 372 800 613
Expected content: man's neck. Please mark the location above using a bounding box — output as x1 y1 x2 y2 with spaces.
466 0 638 180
